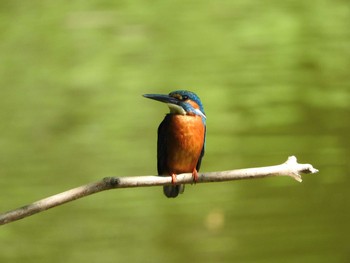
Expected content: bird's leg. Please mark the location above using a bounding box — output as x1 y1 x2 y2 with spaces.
171 173 177 185
192 168 199 183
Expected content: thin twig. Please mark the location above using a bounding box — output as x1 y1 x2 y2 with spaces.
0 156 318 225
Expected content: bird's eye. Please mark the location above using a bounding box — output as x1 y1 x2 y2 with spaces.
182 95 189 101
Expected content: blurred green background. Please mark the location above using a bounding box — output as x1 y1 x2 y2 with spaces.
1 1 349 262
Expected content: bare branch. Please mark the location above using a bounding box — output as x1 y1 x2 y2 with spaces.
0 156 318 225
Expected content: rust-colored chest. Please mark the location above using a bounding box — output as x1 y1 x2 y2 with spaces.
161 114 205 174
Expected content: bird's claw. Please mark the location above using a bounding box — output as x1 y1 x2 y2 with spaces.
171 173 177 185
171 170 198 185
192 169 199 184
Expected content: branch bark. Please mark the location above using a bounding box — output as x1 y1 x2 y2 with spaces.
0 156 318 225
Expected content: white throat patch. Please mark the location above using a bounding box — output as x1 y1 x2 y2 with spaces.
167 103 186 115
167 103 206 119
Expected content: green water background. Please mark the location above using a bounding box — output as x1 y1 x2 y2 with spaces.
1 1 349 262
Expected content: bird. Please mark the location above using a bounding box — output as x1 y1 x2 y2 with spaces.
143 90 206 198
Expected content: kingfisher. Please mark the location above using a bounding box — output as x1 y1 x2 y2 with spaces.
143 90 206 198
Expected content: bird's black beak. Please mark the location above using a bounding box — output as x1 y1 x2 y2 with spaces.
143 94 179 105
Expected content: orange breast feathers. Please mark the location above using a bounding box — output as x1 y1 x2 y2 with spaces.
165 114 205 174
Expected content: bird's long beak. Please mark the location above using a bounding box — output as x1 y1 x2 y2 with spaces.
143 93 187 115
143 94 179 105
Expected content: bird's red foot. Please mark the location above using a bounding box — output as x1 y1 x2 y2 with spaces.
171 173 177 185
192 169 199 184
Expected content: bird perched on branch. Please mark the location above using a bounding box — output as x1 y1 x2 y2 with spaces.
143 90 206 198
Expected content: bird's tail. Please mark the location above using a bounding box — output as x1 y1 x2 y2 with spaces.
163 184 185 198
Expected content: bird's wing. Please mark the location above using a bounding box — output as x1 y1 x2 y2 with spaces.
196 125 206 172
157 114 170 175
